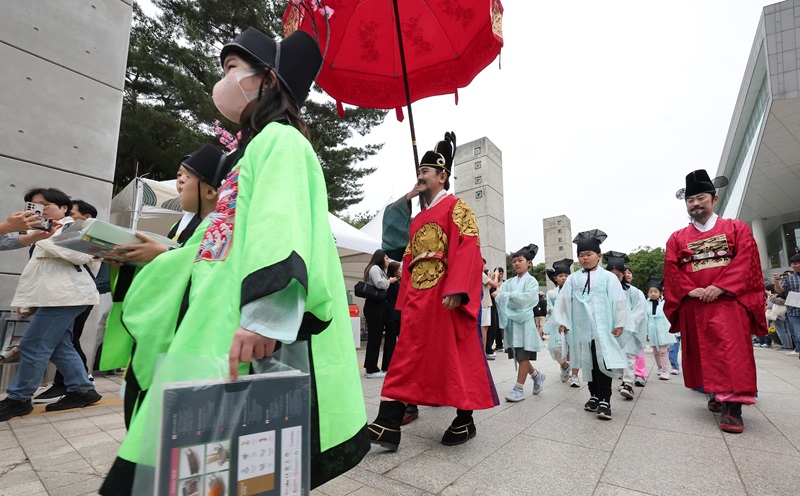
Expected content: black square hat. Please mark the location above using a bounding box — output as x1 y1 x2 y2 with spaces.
546 258 573 283
181 145 231 189
220 27 322 108
676 169 729 200
646 276 664 291
603 250 630 272
573 229 607 254
514 243 539 261
420 132 457 174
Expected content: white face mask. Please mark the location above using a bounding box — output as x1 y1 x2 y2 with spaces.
212 69 261 123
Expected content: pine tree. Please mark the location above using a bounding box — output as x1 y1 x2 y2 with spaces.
116 0 386 212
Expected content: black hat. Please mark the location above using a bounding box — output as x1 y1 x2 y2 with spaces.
676 169 729 200
220 28 322 108
546 258 573 283
646 276 664 291
573 229 607 254
603 250 630 272
181 145 232 189
514 244 539 261
420 132 457 190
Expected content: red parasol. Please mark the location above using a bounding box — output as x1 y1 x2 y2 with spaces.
284 0 504 168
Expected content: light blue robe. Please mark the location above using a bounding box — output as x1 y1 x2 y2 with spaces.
646 299 675 346
554 266 629 380
622 285 648 355
496 272 546 353
543 287 565 360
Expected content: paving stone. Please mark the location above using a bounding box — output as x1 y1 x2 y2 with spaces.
721 406 800 456
593 483 658 495
0 479 47 495
601 425 746 495
730 446 800 495
345 466 430 496
0 462 36 488
763 411 800 452
526 399 631 451
626 395 722 439
358 433 439 474
385 453 469 494
313 475 364 496
51 417 102 438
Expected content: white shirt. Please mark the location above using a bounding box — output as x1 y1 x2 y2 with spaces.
424 189 449 210
691 213 718 233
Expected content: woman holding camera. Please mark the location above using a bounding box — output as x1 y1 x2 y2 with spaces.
0 188 100 422
362 249 396 378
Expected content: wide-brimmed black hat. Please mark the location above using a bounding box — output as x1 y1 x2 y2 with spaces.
676 169 729 200
514 243 539 261
181 145 231 189
603 250 630 272
546 258 573 283
220 27 322 108
574 229 607 254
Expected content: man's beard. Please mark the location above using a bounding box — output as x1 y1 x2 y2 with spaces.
688 207 706 221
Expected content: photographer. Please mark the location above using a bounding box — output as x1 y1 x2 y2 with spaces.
773 257 800 356
0 211 56 251
0 188 101 422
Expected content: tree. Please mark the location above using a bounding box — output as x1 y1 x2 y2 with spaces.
338 210 376 230
117 0 387 212
627 245 666 290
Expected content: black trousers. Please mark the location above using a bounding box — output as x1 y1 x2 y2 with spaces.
587 340 612 402
382 320 399 372
363 299 386 373
53 305 92 387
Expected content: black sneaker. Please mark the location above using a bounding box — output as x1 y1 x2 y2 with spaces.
619 383 634 400
0 397 34 421
33 384 68 403
596 400 612 420
45 389 102 412
584 396 599 412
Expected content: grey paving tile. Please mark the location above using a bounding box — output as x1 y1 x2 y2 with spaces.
51 417 102 438
28 449 94 474
626 396 722 439
526 399 630 451
86 412 124 430
24 437 74 461
106 427 127 443
593 483 657 495
443 434 609 495
385 453 469 494
764 411 800 452
755 391 800 416
0 462 37 488
0 479 47 495
424 409 520 467
45 409 93 421
0 446 27 464
358 433 439 474
6 414 49 427
601 425 746 495
312 474 363 496
67 431 116 450
13 422 62 449
721 406 799 456
39 470 100 492
0 430 18 451
46 474 104 496
755 370 800 395
730 446 800 495
345 466 430 496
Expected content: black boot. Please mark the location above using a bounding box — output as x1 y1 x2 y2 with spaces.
441 409 476 446
719 402 744 433
368 401 405 451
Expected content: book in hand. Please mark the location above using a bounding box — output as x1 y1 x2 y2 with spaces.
157 371 310 496
52 218 180 265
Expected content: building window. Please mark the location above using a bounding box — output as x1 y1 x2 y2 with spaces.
557 228 562 234
474 161 482 169
475 191 483 199
557 220 562 225
558 237 563 242
473 146 481 155
475 176 482 185
559 246 564 251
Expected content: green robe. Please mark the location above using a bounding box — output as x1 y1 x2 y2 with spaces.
103 122 368 494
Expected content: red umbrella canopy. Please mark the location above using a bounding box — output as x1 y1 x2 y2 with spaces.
284 0 504 112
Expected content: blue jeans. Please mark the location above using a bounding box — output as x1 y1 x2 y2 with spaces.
787 315 800 353
668 335 681 371
775 317 793 349
7 306 95 401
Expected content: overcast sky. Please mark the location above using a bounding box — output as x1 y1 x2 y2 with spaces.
341 0 771 258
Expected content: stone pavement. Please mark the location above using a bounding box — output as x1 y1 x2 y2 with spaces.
1 346 799 495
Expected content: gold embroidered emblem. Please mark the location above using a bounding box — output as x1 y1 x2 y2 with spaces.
492 0 503 39
452 199 480 244
283 6 299 37
686 234 732 271
410 223 448 290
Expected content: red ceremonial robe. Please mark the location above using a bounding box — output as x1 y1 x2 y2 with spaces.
381 194 498 410
663 217 767 396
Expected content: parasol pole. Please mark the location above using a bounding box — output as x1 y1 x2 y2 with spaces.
392 0 420 173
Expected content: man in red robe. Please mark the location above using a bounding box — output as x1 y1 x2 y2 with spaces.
368 132 498 451
664 170 767 433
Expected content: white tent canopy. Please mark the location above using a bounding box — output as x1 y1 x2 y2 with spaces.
109 177 380 292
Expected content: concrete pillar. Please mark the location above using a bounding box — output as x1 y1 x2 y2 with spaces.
751 218 769 270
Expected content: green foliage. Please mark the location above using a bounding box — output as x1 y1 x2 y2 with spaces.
338 210 376 230
117 0 387 211
627 245 666 289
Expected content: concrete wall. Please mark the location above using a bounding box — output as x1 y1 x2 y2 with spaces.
0 0 132 307
543 215 574 289
453 137 506 274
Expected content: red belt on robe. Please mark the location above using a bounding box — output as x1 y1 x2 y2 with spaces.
408 251 447 270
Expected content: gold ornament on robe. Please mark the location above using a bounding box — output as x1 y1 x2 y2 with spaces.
410 223 448 290
452 199 480 243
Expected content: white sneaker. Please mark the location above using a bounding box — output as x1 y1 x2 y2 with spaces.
531 371 546 395
670 368 680 375
505 387 525 402
560 366 570 383
365 371 386 378
658 371 670 380
569 375 580 388
786 351 800 356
